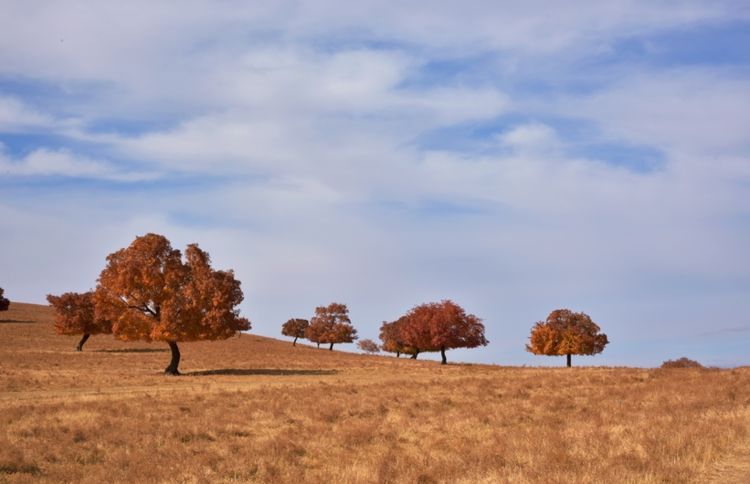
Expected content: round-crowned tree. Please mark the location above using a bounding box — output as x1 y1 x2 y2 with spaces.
357 339 380 354
47 291 112 351
94 233 251 375
526 309 608 367
306 302 357 351
281 318 309 346
379 317 418 358
0 287 9 311
399 300 488 364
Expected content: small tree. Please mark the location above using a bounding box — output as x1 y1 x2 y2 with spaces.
281 318 309 346
0 287 9 311
399 300 488 364
47 291 112 351
379 318 418 358
306 302 357 351
358 339 380 354
94 233 251 375
526 309 608 367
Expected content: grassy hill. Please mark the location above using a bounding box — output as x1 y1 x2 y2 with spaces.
1 302 749 482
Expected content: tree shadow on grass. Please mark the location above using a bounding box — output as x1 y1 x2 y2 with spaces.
186 368 338 377
96 348 169 353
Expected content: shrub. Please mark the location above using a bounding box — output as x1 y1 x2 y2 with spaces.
661 357 703 369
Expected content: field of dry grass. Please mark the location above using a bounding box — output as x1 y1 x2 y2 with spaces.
1 302 749 483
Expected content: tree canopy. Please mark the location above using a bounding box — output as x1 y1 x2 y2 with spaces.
526 309 608 367
379 317 418 358
399 300 488 364
94 233 250 374
47 291 112 351
381 300 487 364
306 302 357 351
281 318 309 346
0 287 8 311
357 339 380 354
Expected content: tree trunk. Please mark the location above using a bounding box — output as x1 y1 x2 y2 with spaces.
165 341 181 375
76 333 90 352
440 346 447 365
410 350 419 360
396 351 400 358
293 336 298 346
329 342 334 351
566 353 572 368
317 342 320 349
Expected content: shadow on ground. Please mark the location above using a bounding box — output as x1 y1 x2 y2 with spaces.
0 319 35 324
96 348 169 353
186 368 338 377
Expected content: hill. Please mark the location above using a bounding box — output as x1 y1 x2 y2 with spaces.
1 302 749 482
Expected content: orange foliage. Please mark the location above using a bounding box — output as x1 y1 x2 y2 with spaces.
0 287 9 311
357 339 380 354
47 291 112 336
379 317 418 357
306 302 357 350
395 300 488 364
281 318 309 345
526 309 608 367
94 233 250 373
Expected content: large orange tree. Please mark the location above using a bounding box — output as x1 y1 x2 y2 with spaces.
306 302 357 351
398 300 488 364
47 291 112 351
526 309 608 367
94 233 250 375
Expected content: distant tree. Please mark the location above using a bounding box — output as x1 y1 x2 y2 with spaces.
379 318 418 358
357 339 380 354
0 287 9 311
94 233 251 375
399 300 488 364
47 291 112 351
661 357 703 369
281 318 309 346
306 302 357 351
526 309 608 367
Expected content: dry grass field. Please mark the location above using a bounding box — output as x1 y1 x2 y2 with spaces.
1 302 749 483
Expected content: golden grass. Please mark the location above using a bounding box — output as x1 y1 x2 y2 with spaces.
1 302 749 483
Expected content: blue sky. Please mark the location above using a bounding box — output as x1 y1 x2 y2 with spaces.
1 1 749 367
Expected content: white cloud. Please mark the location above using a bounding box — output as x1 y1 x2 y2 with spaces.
0 96 55 132
0 146 157 181
564 68 750 156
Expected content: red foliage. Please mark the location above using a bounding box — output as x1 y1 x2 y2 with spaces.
306 302 357 350
394 300 488 364
281 318 309 345
526 309 608 366
357 339 380 354
47 291 112 336
379 317 418 357
0 287 9 311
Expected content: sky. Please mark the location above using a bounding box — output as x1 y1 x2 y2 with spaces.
1 1 749 367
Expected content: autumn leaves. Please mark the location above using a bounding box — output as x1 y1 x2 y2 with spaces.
526 309 609 367
47 233 250 374
46 233 610 373
282 303 358 351
379 300 488 364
